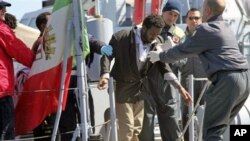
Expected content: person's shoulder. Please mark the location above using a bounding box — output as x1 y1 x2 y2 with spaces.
195 23 210 34
197 22 223 33
114 29 131 35
0 21 8 32
113 28 132 39
0 22 14 37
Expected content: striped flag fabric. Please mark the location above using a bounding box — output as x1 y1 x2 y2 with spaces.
151 0 162 14
133 0 146 25
15 0 75 135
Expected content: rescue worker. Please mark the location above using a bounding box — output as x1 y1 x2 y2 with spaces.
148 0 250 140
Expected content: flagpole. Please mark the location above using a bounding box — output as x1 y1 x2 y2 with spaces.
79 0 92 135
51 19 73 141
72 0 89 140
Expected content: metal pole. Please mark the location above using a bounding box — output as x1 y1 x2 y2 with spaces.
51 20 72 141
188 74 194 141
178 78 210 141
108 77 118 141
72 0 89 140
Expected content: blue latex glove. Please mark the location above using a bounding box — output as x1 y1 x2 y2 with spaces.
101 45 113 56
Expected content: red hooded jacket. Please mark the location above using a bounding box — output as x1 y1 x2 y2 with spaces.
0 20 34 98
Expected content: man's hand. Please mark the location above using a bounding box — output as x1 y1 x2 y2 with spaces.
148 50 161 63
178 85 192 106
97 78 108 90
101 45 113 56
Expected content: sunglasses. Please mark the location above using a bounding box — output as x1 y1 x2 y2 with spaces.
188 16 200 20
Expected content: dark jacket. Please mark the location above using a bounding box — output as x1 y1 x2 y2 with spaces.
86 35 106 67
180 29 207 83
100 28 172 103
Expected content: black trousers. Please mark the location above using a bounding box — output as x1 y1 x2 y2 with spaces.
0 96 14 140
139 82 181 141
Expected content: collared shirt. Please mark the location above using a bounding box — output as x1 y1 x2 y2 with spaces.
134 27 151 71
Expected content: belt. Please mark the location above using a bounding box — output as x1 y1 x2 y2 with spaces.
209 69 248 80
216 69 248 74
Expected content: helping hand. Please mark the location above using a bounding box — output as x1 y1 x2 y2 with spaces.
101 45 113 56
147 50 161 63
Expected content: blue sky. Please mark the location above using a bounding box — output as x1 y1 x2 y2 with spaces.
7 0 42 21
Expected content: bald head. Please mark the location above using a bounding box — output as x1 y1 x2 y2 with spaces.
207 0 225 15
202 0 225 21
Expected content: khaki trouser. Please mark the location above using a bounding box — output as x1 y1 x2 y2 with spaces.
116 100 144 141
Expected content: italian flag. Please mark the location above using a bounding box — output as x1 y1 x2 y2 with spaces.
15 0 89 135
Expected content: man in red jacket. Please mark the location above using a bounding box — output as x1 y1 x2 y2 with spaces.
0 1 35 139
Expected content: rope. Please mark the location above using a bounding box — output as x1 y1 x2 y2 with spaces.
0 87 79 95
1 120 113 141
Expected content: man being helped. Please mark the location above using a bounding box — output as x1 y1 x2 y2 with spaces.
0 1 35 139
148 0 250 140
97 14 191 141
140 1 186 141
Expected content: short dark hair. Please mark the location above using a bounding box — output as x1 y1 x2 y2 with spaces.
35 12 51 31
185 8 200 17
5 13 17 29
142 14 165 29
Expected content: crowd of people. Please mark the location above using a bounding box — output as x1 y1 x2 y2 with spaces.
0 0 249 141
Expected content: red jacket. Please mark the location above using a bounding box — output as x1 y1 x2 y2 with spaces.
0 20 34 98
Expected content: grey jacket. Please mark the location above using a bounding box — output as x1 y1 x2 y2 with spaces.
180 29 207 81
159 15 249 78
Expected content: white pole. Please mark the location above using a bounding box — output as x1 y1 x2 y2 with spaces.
79 0 93 135
188 75 194 141
108 77 118 141
72 0 89 140
178 77 210 141
51 19 73 141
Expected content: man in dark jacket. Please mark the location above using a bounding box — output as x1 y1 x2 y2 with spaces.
139 1 187 141
148 0 250 140
97 14 191 141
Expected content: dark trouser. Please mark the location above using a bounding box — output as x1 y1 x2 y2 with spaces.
139 83 181 141
0 96 15 140
59 75 95 141
33 114 57 141
203 70 250 141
